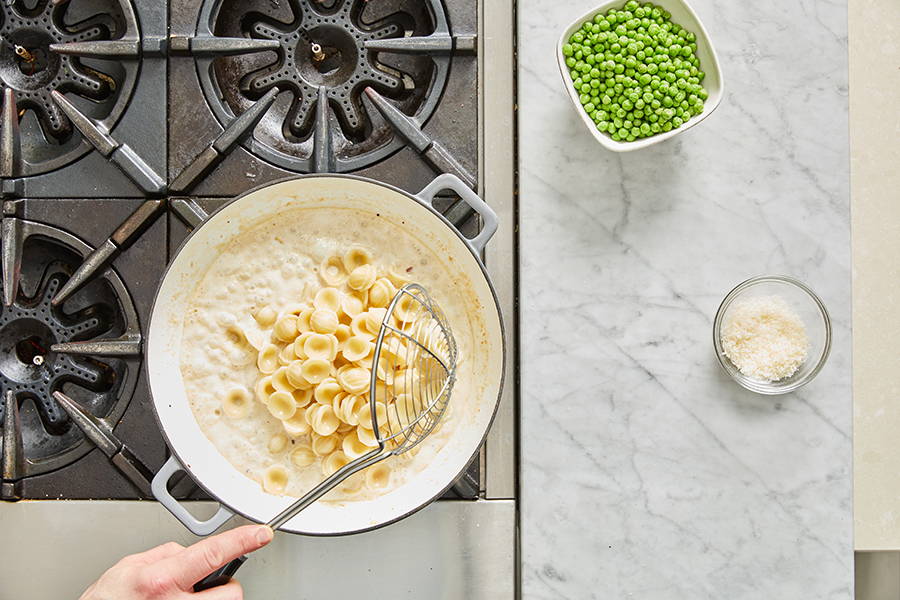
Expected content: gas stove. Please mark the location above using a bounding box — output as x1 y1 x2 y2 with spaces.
0 0 516 596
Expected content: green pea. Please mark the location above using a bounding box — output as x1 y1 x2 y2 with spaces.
566 57 576 68
563 44 574 57
672 116 683 127
580 94 590 104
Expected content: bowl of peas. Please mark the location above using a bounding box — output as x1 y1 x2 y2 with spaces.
557 0 723 151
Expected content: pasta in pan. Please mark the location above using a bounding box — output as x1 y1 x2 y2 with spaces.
180 208 485 502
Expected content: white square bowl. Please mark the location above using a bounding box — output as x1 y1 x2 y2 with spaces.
556 0 724 152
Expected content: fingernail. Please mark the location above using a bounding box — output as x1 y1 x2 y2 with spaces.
257 525 274 544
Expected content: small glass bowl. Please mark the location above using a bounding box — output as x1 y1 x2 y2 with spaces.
713 275 832 395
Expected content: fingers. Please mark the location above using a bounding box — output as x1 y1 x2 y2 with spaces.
193 580 244 600
130 541 185 565
156 525 273 590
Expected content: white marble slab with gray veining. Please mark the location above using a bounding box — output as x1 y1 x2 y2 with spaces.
518 1 851 598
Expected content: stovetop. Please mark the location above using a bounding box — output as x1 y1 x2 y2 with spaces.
0 0 489 502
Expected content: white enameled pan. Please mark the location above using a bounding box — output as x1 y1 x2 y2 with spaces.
148 174 505 536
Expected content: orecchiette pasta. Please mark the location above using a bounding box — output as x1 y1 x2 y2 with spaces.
273 315 299 341
296 308 314 334
342 335 372 363
322 450 351 477
320 255 348 286
312 432 340 456
365 463 392 490
304 333 338 361
314 287 342 313
242 243 446 497
343 247 373 272
257 344 279 374
340 292 366 319
266 391 297 421
282 412 311 437
292 388 313 408
337 365 370 395
314 378 343 405
286 360 311 389
262 464 289 494
310 309 339 334
311 404 340 436
357 426 379 448
301 358 331 384
368 278 396 308
363 308 387 336
222 386 251 419
268 433 288 454
290 444 316 467
347 264 377 291
357 401 387 431
333 324 352 346
342 430 371 459
277 343 296 366
270 366 295 393
254 305 277 327
393 293 419 323
255 376 276 403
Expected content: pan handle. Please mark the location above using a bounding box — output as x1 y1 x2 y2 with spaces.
415 174 499 254
151 455 234 536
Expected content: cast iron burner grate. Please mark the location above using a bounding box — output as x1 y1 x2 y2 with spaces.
196 0 451 172
0 0 140 176
0 221 138 481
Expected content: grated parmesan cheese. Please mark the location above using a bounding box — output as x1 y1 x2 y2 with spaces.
720 295 809 382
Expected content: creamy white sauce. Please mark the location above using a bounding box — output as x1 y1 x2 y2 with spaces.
179 207 484 501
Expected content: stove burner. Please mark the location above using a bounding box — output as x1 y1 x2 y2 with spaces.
196 0 451 172
0 221 138 479
244 9 403 137
0 0 140 176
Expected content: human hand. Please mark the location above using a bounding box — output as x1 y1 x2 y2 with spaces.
79 524 274 600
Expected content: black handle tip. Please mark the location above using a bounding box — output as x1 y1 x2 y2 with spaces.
193 555 248 592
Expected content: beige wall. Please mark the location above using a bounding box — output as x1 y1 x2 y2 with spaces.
851 0 900 551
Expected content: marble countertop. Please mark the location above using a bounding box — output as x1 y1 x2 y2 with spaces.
517 1 851 598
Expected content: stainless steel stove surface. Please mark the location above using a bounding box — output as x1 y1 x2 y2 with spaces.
0 0 516 596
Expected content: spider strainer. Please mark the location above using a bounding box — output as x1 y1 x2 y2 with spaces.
196 283 458 590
